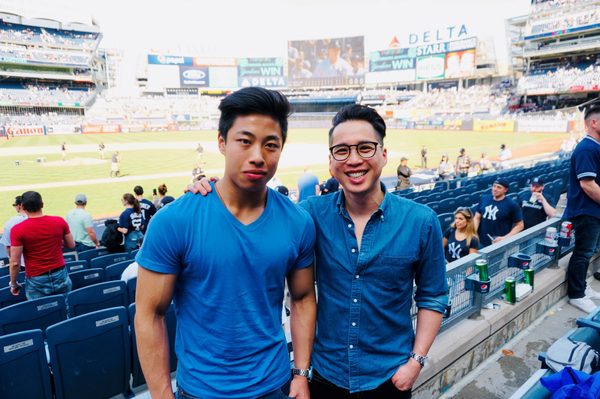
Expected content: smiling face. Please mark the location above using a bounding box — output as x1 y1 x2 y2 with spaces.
491 183 508 199
219 114 283 193
329 120 387 197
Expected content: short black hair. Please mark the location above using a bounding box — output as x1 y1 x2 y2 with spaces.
21 191 43 212
218 87 291 144
133 185 144 196
329 104 386 144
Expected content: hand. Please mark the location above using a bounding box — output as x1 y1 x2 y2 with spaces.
391 358 421 391
9 282 22 296
288 375 310 399
492 236 504 244
185 176 217 195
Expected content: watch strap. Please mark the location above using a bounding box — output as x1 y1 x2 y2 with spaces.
291 368 312 380
410 352 428 368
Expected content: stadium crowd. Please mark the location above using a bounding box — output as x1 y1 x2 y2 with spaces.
0 84 92 106
0 21 99 49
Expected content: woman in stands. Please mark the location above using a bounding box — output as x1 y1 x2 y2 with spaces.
437 154 454 181
118 193 145 252
443 207 479 263
153 183 175 209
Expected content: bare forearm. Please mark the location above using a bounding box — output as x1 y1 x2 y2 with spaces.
135 313 174 398
581 180 600 205
290 293 316 369
412 308 443 356
541 199 556 218
506 221 524 238
9 256 19 284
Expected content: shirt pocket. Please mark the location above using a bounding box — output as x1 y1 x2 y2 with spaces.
368 255 414 290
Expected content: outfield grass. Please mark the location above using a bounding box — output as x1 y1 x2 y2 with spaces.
0 128 567 226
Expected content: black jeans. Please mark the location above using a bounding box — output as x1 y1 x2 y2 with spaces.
567 214 600 299
310 369 411 399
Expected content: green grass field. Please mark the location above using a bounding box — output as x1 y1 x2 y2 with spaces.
0 129 567 226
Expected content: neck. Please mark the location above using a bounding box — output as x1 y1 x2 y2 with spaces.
344 185 384 218
76 205 85 209
135 195 143 200
26 211 44 218
587 130 600 141
493 194 505 201
215 178 267 211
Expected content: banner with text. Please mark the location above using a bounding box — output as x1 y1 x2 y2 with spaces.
416 54 446 80
238 58 287 88
6 126 45 136
445 49 476 78
179 66 210 88
473 120 515 132
148 54 194 66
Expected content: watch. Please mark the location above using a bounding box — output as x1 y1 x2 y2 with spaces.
291 367 312 380
410 352 428 368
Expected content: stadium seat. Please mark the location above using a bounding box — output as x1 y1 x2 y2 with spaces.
0 257 9 267
127 277 137 304
507 193 518 202
67 281 128 318
454 194 471 207
0 294 67 336
129 249 140 258
90 253 131 269
65 260 88 273
68 268 105 290
63 253 77 263
0 329 53 399
0 271 25 287
105 260 132 281
426 201 441 214
0 266 8 278
129 302 178 387
0 285 26 309
46 307 131 399
438 198 457 215
430 192 445 202
437 213 454 234
77 248 110 262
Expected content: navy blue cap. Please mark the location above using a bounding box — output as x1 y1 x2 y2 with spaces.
494 178 510 189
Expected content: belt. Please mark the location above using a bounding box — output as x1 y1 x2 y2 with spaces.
38 265 65 276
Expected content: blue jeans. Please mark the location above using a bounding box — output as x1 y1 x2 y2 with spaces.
26 266 72 300
567 215 600 299
124 230 143 252
176 379 291 399
75 242 95 253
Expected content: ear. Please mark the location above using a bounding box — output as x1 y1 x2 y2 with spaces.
218 134 226 155
382 146 388 167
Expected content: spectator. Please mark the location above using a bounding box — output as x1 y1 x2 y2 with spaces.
154 184 175 209
117 193 144 252
9 191 75 299
110 152 120 177
474 178 524 247
319 176 339 195
396 157 412 191
520 177 557 229
455 148 470 178
66 194 100 252
0 196 27 261
133 186 156 233
120 237 144 282
443 207 479 263
297 167 319 202
564 98 600 313
437 154 454 181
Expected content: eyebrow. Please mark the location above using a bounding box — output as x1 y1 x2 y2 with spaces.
235 130 282 142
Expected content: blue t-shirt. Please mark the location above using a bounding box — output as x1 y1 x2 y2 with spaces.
118 208 144 235
444 228 479 262
476 195 523 247
139 198 156 230
136 188 316 399
565 136 600 220
297 172 319 202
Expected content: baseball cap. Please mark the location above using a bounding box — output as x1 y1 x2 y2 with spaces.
494 178 510 189
75 193 87 204
531 177 544 186
401 156 408 161
12 196 22 206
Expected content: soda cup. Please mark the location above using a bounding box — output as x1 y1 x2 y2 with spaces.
524 268 534 289
545 227 557 245
560 221 572 239
505 278 516 304
475 259 489 281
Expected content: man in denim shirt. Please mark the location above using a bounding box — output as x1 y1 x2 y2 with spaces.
302 105 448 398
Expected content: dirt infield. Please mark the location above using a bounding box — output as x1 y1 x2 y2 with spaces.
511 137 563 159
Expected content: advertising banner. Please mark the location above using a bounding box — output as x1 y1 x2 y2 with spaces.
238 57 287 87
208 66 238 88
147 54 193 66
473 120 515 132
82 125 121 134
445 49 476 78
288 36 365 87
179 66 210 88
6 126 45 136
45 125 82 135
416 54 445 80
517 119 568 133
369 48 417 72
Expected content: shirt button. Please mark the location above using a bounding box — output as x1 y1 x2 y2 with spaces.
355 275 360 279
349 345 354 349
352 322 357 327
353 298 358 303
351 248 356 253
348 224 352 228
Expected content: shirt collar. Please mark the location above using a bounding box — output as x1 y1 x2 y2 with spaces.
584 135 600 146
335 182 389 218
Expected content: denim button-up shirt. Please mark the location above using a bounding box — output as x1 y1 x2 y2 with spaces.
300 188 448 392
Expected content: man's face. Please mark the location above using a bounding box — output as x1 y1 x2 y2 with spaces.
328 47 341 63
219 114 283 193
492 183 508 198
329 120 387 197
530 184 544 193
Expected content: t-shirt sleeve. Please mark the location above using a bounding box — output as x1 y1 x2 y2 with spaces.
444 228 451 240
293 207 316 270
0 222 10 246
511 200 523 223
470 236 480 250
135 207 183 275
83 213 93 229
62 218 71 235
10 224 23 247
118 210 129 229
575 149 599 180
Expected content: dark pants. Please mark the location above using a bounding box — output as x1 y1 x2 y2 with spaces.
177 379 291 399
75 242 95 253
310 369 411 399
567 215 600 299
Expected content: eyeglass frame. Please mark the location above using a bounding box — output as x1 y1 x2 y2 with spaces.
329 141 381 161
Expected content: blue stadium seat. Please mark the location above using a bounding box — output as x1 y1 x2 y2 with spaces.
77 248 110 262
65 260 88 273
90 253 131 269
0 257 9 267
63 253 77 263
0 266 8 278
438 198 457 215
127 276 137 304
67 281 128 318
105 260 132 281
129 302 178 387
46 307 131 399
426 201 441 214
129 249 140 258
0 285 26 309
437 213 454 234
0 271 25 288
454 194 471 207
68 268 105 290
430 192 445 202
0 294 67 336
0 329 53 399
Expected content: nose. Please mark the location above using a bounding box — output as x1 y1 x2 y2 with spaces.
346 146 363 164
248 143 265 166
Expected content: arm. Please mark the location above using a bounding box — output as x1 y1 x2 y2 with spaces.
469 247 478 255
135 266 177 399
580 178 600 204
63 233 75 249
391 309 443 391
473 212 481 231
117 227 129 235
287 265 316 399
493 221 524 243
538 193 557 218
85 227 100 247
9 245 23 296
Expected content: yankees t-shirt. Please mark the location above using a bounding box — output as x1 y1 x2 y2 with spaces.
476 195 523 247
119 208 144 232
521 195 554 229
444 228 479 262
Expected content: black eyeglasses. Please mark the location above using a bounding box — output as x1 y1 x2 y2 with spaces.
329 141 380 161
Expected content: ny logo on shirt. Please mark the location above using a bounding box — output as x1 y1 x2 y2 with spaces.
483 205 499 220
448 242 461 259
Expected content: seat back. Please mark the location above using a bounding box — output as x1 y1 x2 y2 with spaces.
46 307 131 399
63 253 77 263
67 281 128 318
0 257 9 267
0 329 53 399
437 213 454 234
105 260 133 281
0 271 25 287
90 253 131 270
127 277 137 304
65 260 88 273
77 248 110 262
0 285 27 309
68 268 105 290
0 294 67 336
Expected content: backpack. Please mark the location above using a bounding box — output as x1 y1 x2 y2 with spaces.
546 336 600 374
100 219 123 252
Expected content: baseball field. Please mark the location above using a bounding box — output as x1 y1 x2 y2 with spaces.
0 128 568 226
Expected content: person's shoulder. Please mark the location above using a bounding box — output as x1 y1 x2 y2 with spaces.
300 190 338 216
386 193 436 219
270 189 313 222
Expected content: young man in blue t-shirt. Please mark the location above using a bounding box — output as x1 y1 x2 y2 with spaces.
135 87 317 399
474 178 524 248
